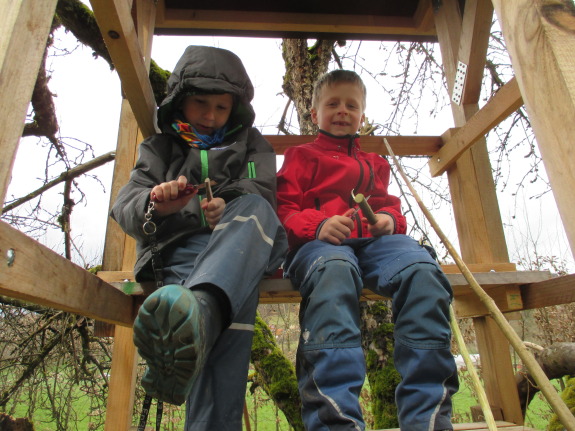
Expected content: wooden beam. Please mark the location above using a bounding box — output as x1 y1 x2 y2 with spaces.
474 316 524 425
520 273 575 310
267 135 442 156
89 0 157 138
97 268 553 319
434 0 520 422
492 0 575 258
413 0 435 33
429 78 523 176
102 3 156 429
458 0 494 104
434 0 510 264
155 1 436 40
0 221 135 326
0 0 58 204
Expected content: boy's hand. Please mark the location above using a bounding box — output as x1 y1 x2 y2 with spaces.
150 176 196 217
201 197 226 229
318 209 355 245
365 213 395 237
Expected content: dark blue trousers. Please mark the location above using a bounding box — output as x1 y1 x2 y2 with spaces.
161 194 288 430
284 235 459 431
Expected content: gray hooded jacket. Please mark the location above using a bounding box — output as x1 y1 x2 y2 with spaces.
110 46 277 281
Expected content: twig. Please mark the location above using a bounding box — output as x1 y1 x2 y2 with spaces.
383 137 575 431
2 151 115 214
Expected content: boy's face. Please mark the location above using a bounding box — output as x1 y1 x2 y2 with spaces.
311 82 365 136
181 93 233 135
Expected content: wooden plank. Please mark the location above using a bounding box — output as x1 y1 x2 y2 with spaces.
380 421 535 430
380 423 534 430
0 221 135 326
492 0 575 257
97 269 552 317
429 78 523 177
0 0 58 204
102 99 140 273
521 273 575 310
89 0 157 138
266 135 442 156
155 2 436 40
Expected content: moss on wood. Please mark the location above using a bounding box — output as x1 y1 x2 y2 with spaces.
251 313 304 430
547 376 575 431
361 300 401 429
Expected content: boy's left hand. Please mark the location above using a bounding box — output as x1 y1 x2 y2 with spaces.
364 213 395 237
201 197 225 229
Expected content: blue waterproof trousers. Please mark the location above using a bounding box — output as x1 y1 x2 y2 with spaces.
284 235 459 431
160 194 288 431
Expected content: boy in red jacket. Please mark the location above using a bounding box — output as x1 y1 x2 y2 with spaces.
276 70 458 431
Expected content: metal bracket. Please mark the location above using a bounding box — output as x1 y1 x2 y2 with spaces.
452 61 468 105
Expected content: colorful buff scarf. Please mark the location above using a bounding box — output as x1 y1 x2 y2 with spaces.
172 119 228 149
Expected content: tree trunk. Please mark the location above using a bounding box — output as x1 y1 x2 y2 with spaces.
516 342 575 416
361 301 400 429
250 313 304 431
281 39 335 134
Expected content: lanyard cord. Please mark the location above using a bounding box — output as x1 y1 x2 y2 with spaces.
138 201 164 429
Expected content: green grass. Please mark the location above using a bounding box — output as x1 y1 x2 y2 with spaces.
5 372 560 430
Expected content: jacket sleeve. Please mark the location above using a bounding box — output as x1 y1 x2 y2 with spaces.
215 128 278 209
371 156 407 235
276 147 327 248
110 135 173 241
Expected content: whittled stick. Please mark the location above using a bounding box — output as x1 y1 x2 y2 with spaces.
353 193 377 225
204 178 213 202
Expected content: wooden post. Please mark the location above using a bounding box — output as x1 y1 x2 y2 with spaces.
433 0 524 423
105 325 139 431
102 1 157 429
0 0 58 204
492 0 575 258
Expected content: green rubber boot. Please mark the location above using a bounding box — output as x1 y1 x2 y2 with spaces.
133 284 219 405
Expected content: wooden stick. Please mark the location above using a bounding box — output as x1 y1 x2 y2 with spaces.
353 192 377 224
204 177 213 202
449 304 498 431
383 137 575 431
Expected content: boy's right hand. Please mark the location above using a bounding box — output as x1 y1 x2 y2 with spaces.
318 209 355 245
150 175 196 217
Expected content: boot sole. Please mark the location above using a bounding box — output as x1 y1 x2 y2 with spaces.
133 284 205 405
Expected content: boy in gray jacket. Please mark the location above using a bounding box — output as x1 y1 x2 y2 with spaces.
111 45 287 430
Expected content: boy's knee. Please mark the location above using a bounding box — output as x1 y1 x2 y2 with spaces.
305 258 362 296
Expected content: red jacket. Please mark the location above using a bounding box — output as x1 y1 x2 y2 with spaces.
277 132 407 250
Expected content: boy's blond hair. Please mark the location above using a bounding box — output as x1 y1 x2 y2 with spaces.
311 70 367 111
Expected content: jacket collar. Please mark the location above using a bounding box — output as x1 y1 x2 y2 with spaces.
314 130 361 153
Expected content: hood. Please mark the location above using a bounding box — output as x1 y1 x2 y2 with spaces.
157 45 256 133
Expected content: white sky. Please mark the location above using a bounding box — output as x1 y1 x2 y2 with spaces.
8 22 573 272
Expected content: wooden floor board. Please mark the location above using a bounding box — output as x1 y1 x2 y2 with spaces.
377 421 537 430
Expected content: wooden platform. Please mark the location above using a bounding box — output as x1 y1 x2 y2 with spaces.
380 421 537 430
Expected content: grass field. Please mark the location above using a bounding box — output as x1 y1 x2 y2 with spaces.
8 372 557 430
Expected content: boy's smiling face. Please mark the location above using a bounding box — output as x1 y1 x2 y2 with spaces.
311 82 365 136
181 93 233 135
